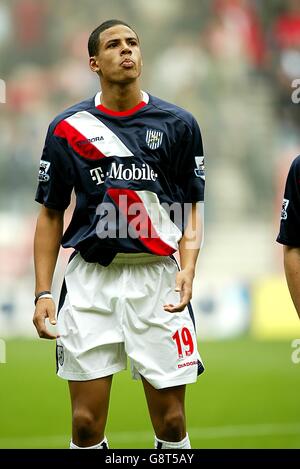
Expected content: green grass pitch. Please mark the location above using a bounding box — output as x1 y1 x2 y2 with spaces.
0 337 299 448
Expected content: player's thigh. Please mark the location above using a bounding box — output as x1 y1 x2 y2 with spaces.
141 375 186 417
69 375 113 418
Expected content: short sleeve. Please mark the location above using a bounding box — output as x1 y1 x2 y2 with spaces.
176 117 205 203
277 155 300 246
35 126 75 210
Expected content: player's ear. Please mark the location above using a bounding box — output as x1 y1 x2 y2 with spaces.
89 57 101 73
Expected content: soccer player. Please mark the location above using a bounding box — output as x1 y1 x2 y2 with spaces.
33 19 205 449
277 155 300 319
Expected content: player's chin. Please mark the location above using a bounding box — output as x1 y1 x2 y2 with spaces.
121 66 140 77
115 73 140 84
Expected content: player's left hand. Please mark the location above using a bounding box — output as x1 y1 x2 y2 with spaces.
163 269 193 313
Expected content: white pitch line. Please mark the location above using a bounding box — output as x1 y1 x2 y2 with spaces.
0 422 300 447
190 422 300 439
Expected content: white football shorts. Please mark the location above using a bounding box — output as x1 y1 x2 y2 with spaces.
56 252 204 389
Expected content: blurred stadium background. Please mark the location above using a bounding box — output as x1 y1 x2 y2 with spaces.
0 0 300 449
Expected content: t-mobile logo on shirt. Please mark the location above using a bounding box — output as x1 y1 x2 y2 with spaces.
90 162 158 185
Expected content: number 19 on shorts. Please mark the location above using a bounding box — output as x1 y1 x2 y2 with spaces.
172 327 194 359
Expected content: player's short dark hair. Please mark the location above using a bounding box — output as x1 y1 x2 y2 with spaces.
88 19 138 57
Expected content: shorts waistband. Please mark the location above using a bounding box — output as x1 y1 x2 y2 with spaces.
111 253 170 265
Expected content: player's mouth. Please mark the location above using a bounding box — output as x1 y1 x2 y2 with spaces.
120 58 135 68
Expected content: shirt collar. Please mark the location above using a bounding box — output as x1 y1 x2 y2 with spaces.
95 91 149 117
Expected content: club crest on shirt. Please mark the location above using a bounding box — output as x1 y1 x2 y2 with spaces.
281 198 289 220
146 129 163 150
38 160 51 182
57 345 64 366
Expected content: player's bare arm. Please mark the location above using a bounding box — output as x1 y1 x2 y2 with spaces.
164 202 203 313
33 206 63 339
283 246 300 320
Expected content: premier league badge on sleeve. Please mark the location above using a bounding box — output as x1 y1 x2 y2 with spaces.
281 198 289 220
38 160 51 182
194 156 205 179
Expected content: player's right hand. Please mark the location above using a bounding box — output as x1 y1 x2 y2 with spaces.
33 298 59 340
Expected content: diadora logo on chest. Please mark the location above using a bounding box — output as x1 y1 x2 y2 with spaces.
90 162 158 185
77 136 104 146
146 129 164 150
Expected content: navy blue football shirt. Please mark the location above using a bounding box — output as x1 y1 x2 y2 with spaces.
35 91 205 265
277 155 300 247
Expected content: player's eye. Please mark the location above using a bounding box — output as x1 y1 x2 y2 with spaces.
108 42 118 48
129 40 137 46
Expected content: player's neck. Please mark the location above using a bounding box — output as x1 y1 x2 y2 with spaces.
99 82 143 112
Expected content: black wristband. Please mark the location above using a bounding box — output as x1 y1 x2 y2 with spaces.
34 290 51 306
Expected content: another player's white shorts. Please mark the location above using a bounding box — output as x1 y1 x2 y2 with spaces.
56 252 204 389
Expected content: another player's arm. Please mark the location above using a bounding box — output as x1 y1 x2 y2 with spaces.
33 205 64 339
164 202 202 313
283 245 300 320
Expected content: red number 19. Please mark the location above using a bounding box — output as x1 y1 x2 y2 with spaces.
172 327 194 358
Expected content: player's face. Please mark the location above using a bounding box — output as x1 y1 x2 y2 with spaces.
90 25 142 84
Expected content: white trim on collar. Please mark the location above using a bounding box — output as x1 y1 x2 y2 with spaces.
94 90 149 107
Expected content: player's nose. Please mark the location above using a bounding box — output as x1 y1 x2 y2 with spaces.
120 43 132 55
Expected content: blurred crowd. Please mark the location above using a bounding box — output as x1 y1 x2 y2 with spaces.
0 0 300 334
150 0 300 222
0 0 299 215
